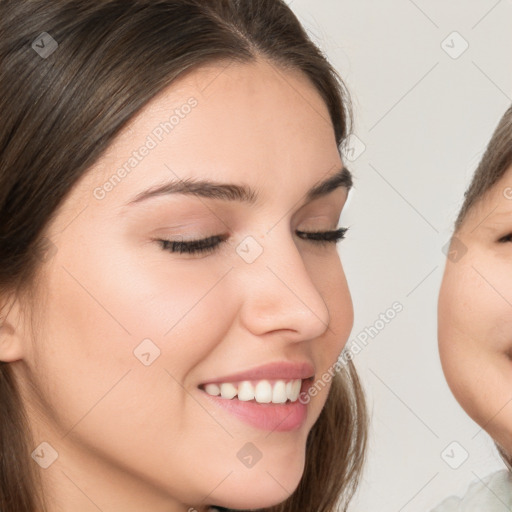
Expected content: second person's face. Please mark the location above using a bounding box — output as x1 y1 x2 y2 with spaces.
439 165 512 453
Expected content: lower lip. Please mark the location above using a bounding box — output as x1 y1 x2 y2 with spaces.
200 379 312 432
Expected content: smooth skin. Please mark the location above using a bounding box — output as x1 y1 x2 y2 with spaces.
1 58 353 511
439 166 512 455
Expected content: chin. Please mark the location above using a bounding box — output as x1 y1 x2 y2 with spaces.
210 457 306 510
214 489 293 511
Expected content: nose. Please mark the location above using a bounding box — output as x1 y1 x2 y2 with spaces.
237 228 334 343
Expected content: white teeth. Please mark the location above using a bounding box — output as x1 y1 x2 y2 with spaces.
220 383 237 399
237 381 255 401
204 383 220 396
203 378 304 403
254 381 272 403
272 380 287 403
285 380 294 399
287 379 301 402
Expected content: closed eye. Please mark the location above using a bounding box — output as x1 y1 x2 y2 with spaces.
157 227 349 256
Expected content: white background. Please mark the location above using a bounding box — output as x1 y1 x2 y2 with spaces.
287 1 512 511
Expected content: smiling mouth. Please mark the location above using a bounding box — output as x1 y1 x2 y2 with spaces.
198 377 314 404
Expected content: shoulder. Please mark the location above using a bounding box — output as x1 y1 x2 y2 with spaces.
431 470 512 511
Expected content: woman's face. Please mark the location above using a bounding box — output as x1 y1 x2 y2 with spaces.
11 59 353 511
439 165 512 453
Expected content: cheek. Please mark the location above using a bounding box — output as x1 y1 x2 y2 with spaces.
24 237 244 496
29 232 225 421
439 254 512 362
438 256 512 440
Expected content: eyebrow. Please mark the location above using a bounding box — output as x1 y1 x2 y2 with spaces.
474 208 512 232
125 166 352 207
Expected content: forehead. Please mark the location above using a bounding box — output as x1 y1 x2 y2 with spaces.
74 59 342 209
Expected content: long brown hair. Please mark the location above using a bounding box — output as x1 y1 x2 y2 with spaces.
0 1 368 510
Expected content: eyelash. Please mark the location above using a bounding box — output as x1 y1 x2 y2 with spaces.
158 228 349 255
499 234 512 243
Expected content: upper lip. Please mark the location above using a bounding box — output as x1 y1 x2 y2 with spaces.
199 361 315 386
